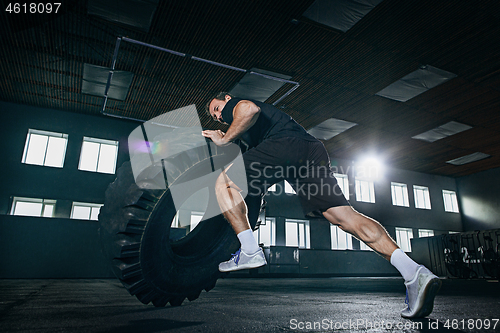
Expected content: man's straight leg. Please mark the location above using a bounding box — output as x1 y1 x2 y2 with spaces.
323 205 441 318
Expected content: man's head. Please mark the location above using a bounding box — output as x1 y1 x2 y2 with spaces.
205 92 233 124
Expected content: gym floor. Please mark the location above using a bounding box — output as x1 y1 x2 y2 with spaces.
1 277 499 333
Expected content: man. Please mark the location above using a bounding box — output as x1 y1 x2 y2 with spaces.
202 92 441 318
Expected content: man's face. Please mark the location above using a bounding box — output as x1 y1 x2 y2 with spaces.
208 95 231 124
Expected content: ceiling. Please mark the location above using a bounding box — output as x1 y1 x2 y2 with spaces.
1 0 499 178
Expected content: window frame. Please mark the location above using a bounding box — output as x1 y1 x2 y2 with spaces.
418 229 434 238
78 136 119 174
71 202 103 221
285 219 310 249
253 217 276 247
22 129 68 168
333 173 349 200
413 185 431 210
11 197 56 218
442 190 459 213
391 182 410 207
330 225 353 250
284 180 296 194
355 177 375 203
395 227 414 252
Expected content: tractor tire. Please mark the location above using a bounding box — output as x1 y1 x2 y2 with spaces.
98 141 262 307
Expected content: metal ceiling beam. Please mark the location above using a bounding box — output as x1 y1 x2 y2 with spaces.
101 36 300 122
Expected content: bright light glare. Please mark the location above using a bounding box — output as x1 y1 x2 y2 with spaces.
356 156 385 181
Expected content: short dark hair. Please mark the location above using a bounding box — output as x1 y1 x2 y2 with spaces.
205 92 234 116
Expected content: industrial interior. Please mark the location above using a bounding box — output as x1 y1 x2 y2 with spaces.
1 0 499 332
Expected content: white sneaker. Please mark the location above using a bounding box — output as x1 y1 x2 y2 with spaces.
219 248 267 272
401 265 442 318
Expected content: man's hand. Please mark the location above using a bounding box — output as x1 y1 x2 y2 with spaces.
202 130 230 146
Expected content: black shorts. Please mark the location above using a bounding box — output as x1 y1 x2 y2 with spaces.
227 136 350 216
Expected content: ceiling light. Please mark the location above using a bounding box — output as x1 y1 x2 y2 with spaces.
376 65 457 102
303 0 384 32
87 0 159 32
307 118 357 140
412 121 472 143
82 64 133 101
229 68 292 102
446 152 491 166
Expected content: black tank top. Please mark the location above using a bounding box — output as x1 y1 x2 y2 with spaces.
221 98 317 148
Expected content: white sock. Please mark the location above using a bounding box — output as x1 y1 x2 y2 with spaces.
390 248 420 282
237 229 260 254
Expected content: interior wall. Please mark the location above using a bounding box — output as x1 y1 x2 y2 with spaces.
0 101 138 216
265 157 463 251
0 101 466 278
0 215 114 278
456 167 500 231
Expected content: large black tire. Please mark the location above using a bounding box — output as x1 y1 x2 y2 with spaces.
98 141 262 307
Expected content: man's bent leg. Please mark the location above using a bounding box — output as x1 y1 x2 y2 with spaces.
215 170 266 272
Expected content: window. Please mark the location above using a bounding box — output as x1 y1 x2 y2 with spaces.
22 129 68 168
355 178 375 203
414 185 431 209
285 219 310 249
253 217 276 247
333 173 349 200
190 211 204 230
284 180 296 194
11 197 55 217
330 225 353 250
418 229 434 238
71 202 103 220
395 227 414 252
391 182 409 207
443 190 459 213
267 184 276 192
359 241 373 251
79 137 119 174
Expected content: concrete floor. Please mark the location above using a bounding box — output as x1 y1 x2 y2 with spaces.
1 277 499 333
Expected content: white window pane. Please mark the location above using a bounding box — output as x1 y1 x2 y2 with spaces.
424 190 431 209
338 228 347 249
284 180 296 194
419 229 434 238
286 222 298 247
45 136 67 167
334 174 349 199
451 193 459 212
258 222 270 246
72 206 91 220
24 134 48 165
14 202 43 216
268 184 276 192
190 213 203 230
414 186 430 209
42 204 54 217
298 223 305 248
331 225 338 249
97 143 118 174
90 207 101 220
396 228 413 252
79 141 100 172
